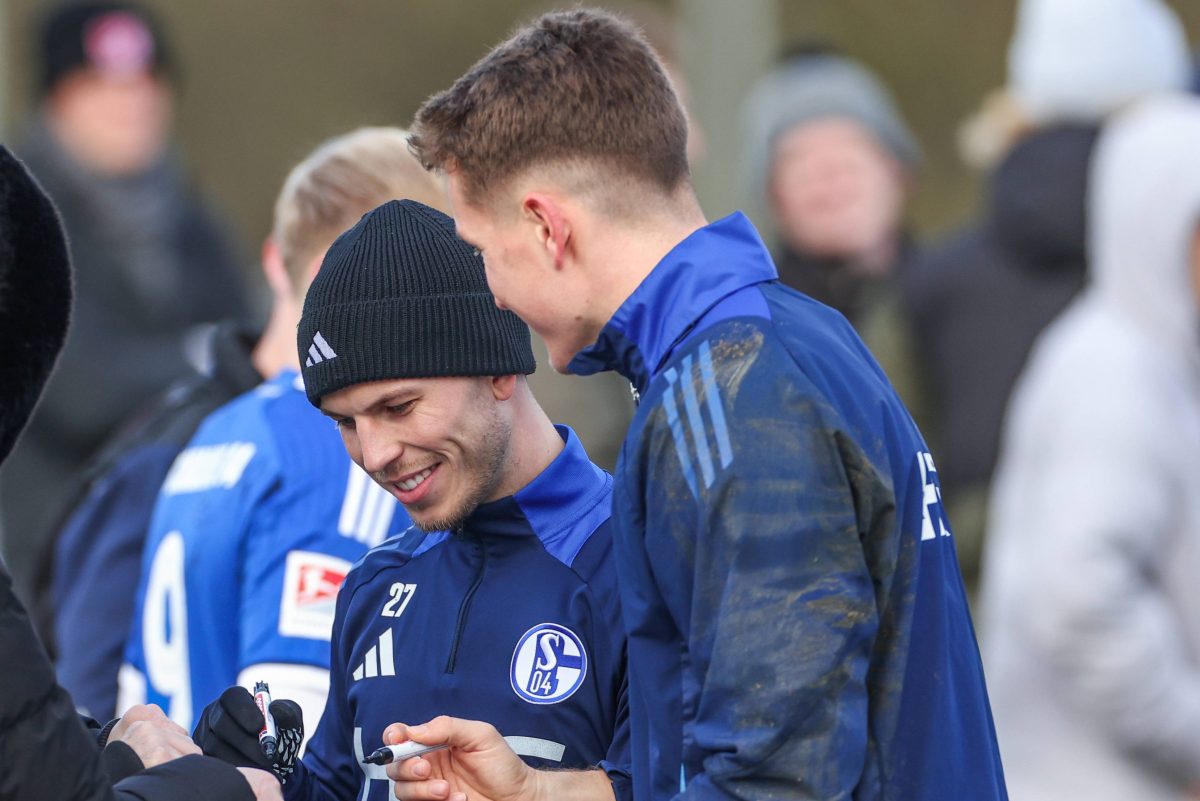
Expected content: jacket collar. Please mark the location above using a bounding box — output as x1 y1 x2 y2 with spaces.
567 212 777 393
460 425 608 544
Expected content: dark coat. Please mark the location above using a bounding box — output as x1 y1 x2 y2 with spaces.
902 126 1096 500
0 146 252 801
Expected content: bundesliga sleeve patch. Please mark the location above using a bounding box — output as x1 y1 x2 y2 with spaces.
278 551 351 640
509 623 587 704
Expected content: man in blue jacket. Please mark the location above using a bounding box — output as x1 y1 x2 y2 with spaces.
192 199 630 801
391 8 1008 801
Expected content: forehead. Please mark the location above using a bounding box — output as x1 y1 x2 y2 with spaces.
774 116 890 164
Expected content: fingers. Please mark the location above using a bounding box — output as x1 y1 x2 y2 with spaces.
268 699 303 732
389 774 452 801
111 703 190 741
385 716 500 751
193 687 273 770
118 720 202 769
236 767 285 801
382 722 415 745
386 754 433 782
218 686 266 735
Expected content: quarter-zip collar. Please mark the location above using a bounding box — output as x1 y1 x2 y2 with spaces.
567 212 778 394
437 424 610 674
455 425 609 549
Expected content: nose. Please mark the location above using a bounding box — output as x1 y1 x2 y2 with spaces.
356 418 403 476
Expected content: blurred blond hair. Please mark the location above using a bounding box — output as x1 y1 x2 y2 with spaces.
957 88 1031 172
272 127 448 287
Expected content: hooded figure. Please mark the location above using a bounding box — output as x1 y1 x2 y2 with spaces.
981 94 1200 800
906 0 1190 594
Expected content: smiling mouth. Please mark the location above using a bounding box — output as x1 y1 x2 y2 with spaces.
397 466 435 491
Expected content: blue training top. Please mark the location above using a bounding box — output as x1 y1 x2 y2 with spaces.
569 212 1008 801
285 426 631 801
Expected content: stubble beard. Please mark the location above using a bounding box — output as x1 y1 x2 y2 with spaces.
412 411 513 533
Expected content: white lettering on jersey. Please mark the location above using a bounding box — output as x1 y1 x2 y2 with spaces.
162 442 257 495
355 727 395 798
918 451 952 542
339 467 399 547
278 551 351 640
142 531 192 727
380 582 416 618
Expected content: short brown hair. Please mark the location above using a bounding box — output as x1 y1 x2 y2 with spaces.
410 8 689 204
273 127 448 287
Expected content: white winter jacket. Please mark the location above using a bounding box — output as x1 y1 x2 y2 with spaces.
981 94 1200 801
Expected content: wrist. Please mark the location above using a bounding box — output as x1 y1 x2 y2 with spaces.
517 760 544 801
527 767 613 801
101 740 145 784
96 716 122 747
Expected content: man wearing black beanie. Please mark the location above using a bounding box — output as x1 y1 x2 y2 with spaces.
193 200 632 801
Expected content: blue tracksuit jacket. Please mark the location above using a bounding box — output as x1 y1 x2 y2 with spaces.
568 213 1007 801
284 426 631 801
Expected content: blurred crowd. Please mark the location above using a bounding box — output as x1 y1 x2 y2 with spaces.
3 0 1200 798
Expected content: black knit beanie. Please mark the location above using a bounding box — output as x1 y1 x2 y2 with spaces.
37 2 173 98
298 199 536 407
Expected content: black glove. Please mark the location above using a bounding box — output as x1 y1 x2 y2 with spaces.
192 686 304 783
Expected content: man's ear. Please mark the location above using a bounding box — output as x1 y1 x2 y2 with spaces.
261 237 293 298
523 192 570 269
299 251 326 295
490 374 519 402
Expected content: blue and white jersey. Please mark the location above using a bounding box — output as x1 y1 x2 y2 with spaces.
118 370 410 730
283 427 631 801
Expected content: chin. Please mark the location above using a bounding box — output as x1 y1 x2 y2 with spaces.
410 501 475 533
546 333 596 374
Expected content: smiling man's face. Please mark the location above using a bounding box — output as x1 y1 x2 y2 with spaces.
322 375 513 531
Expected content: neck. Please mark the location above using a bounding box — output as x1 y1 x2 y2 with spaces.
489 383 566 501
588 191 709 333
251 293 302 379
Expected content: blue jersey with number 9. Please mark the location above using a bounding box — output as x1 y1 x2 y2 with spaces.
118 370 410 730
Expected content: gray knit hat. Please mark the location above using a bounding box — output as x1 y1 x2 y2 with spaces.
297 199 535 407
740 51 920 213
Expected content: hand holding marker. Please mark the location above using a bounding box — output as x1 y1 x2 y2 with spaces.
253 681 278 759
363 740 449 765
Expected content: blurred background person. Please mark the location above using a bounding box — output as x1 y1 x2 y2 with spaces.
740 42 923 408
0 0 253 608
981 93 1200 801
902 0 1190 593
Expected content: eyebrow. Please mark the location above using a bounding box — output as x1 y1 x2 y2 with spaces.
321 388 419 420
